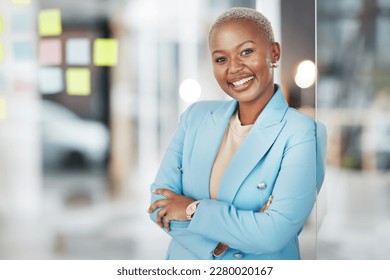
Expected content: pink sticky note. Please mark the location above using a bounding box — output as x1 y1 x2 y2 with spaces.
39 39 62 65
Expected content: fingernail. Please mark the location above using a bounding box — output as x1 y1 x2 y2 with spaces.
152 189 156 194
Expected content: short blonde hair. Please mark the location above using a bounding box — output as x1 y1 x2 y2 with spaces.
209 7 275 43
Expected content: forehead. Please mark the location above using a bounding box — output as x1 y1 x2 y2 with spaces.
209 20 269 50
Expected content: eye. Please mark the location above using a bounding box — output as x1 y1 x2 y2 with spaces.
241 49 253 56
215 56 227 63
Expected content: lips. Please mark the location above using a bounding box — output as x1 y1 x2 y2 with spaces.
230 76 254 87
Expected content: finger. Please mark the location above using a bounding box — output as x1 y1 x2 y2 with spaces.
156 208 167 228
265 195 273 208
259 196 273 213
163 215 171 231
259 205 267 212
153 188 175 198
148 199 168 213
259 203 269 212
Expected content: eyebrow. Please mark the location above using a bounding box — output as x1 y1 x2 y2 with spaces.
212 40 256 56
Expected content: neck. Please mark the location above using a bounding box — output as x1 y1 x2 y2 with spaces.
238 103 263 125
237 85 276 125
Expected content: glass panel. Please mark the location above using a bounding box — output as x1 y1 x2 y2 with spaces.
0 0 318 260
317 0 390 259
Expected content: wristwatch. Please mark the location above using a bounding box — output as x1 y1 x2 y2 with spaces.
186 201 200 220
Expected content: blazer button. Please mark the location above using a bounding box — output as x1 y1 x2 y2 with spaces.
257 183 266 189
234 253 243 259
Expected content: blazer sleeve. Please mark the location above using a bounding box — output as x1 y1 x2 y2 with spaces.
316 121 328 193
149 103 219 259
186 123 318 255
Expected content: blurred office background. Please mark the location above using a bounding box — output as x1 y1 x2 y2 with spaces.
317 0 390 259
0 0 387 260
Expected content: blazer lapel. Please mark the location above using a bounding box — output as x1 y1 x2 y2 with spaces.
217 121 286 203
189 100 237 199
218 88 289 203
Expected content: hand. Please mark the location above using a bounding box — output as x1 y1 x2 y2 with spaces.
148 188 195 231
259 195 273 213
212 195 273 256
213 242 230 257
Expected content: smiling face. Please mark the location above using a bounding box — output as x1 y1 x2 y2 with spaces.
209 19 280 108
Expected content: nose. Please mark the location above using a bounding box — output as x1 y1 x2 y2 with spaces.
228 58 244 74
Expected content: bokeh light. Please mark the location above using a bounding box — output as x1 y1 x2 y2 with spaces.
179 78 202 103
294 60 316 89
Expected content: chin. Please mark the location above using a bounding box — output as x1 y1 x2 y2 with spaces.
230 91 260 103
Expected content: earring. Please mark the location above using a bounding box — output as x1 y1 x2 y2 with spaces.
270 61 279 68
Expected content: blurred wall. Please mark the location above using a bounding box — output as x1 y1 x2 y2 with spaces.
281 0 315 108
0 0 43 258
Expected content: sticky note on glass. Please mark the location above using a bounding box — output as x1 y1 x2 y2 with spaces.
66 68 91 96
39 67 63 94
66 38 90 65
39 39 62 65
13 41 34 61
0 43 4 63
12 0 32 4
0 97 6 121
38 9 62 36
12 13 33 34
93 39 118 66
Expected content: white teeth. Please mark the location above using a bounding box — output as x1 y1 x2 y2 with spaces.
232 76 254 87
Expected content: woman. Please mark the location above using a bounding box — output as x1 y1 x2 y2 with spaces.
148 7 327 260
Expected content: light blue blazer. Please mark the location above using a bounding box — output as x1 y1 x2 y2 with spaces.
150 85 327 260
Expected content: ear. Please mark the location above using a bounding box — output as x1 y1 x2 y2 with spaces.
271 42 281 62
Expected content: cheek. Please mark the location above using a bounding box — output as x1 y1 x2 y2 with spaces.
252 60 271 78
251 57 266 69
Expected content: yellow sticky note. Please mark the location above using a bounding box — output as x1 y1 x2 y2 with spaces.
0 43 4 63
12 0 31 4
0 15 3 33
93 39 118 66
66 68 91 96
0 97 7 120
39 9 62 36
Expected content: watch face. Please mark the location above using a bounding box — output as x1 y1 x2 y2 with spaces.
189 204 197 212
186 204 195 215
186 201 199 219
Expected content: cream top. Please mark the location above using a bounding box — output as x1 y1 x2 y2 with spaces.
209 110 254 199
